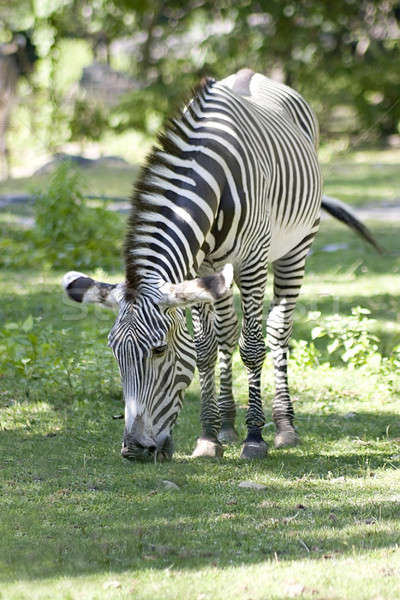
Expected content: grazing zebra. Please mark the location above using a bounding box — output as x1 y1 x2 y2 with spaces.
63 69 379 460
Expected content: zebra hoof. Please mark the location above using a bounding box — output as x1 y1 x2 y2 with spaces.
218 424 239 444
191 438 224 458
274 429 300 448
240 440 268 460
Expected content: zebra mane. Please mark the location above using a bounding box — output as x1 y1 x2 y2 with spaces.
124 76 217 291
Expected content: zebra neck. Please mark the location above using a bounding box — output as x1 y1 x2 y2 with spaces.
126 156 223 288
125 77 235 289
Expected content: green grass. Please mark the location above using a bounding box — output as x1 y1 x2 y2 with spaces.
1 150 400 599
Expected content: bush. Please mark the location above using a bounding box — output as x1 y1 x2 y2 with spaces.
33 161 124 270
1 162 124 271
309 307 381 369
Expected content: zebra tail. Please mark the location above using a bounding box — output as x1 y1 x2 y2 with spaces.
321 195 383 254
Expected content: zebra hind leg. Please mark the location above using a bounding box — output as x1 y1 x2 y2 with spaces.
268 232 316 448
191 303 223 458
214 290 240 444
238 254 269 459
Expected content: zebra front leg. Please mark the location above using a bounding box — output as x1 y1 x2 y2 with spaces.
238 260 269 459
191 303 223 458
268 233 316 447
214 290 240 443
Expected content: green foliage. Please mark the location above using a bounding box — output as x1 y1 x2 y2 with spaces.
290 303 400 372
0 315 61 390
0 163 124 271
289 338 320 368
0 311 118 403
309 307 381 369
2 0 400 157
69 98 109 143
33 162 123 270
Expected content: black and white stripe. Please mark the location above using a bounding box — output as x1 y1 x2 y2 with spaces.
64 69 378 460
123 70 324 455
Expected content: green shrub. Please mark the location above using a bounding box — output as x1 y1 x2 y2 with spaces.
310 307 381 369
69 99 109 143
33 161 123 270
289 338 320 368
0 162 125 271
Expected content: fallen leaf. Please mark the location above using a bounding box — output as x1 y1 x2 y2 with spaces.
103 580 121 590
238 481 267 490
284 582 305 597
161 480 180 490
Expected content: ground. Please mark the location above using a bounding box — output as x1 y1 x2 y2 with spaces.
0 147 400 599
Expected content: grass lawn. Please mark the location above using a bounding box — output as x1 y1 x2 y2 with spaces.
1 149 400 599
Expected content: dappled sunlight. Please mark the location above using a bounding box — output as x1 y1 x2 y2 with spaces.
1 162 400 597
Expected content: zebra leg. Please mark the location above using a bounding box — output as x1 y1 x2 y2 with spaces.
268 233 316 448
191 303 223 458
238 256 269 459
215 290 240 443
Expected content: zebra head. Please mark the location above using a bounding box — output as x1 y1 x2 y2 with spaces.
62 265 233 461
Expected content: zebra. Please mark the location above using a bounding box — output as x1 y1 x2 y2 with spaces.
63 69 379 461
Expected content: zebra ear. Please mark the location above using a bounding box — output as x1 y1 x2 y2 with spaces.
62 271 124 309
160 264 234 307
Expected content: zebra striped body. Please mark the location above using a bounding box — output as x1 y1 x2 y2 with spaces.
118 69 322 456
65 69 374 459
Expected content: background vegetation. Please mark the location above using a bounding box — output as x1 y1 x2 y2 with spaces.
0 0 400 173
1 1 400 599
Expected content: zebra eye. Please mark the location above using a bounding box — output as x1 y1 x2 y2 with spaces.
152 344 167 356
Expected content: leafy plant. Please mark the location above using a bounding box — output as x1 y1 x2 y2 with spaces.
69 98 109 143
289 338 321 368
0 314 118 403
310 307 381 369
33 161 123 270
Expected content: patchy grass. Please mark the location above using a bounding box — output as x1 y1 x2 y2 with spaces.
1 148 400 598
1 217 400 599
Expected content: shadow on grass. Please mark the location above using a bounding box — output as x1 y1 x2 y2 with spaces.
1 400 400 582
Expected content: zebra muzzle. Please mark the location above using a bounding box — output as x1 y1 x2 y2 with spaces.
121 436 174 462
